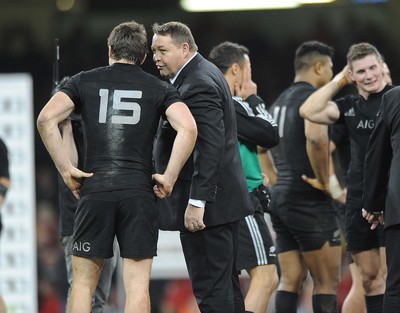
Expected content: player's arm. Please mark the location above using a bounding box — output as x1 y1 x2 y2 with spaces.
302 120 330 194
37 92 92 199
299 66 351 125
328 141 346 203
258 147 277 187
60 119 78 168
153 101 197 198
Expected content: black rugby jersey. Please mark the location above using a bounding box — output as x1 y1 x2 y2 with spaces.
270 82 327 197
335 84 394 209
61 63 181 194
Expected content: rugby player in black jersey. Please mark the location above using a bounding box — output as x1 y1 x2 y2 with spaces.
37 20 197 313
300 42 394 313
269 41 342 313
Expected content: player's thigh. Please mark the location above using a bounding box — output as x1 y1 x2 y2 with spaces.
71 255 104 287
346 206 384 251
302 241 341 289
237 211 277 272
116 189 158 259
277 250 308 292
352 248 382 278
246 263 278 289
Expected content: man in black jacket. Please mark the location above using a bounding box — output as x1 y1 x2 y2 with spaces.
209 41 279 313
363 86 400 313
152 22 252 313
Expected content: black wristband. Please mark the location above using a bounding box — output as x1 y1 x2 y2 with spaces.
0 183 8 197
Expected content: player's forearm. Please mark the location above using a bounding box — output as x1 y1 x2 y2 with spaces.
307 144 329 190
164 125 197 183
37 117 73 177
306 125 330 190
60 120 79 167
258 147 277 187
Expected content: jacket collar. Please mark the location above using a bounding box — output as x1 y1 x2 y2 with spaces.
173 53 203 88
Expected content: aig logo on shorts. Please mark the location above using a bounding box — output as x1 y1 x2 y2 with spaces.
73 241 91 252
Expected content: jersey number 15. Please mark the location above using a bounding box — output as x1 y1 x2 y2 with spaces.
98 89 142 125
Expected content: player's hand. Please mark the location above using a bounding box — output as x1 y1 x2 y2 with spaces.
152 173 174 199
362 208 384 230
234 63 257 99
184 204 206 232
302 174 345 202
262 173 270 187
301 174 328 192
63 167 93 200
333 65 352 88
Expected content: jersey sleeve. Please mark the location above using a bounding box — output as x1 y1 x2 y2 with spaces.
160 81 183 115
60 72 83 114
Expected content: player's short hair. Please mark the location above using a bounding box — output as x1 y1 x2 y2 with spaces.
294 41 334 73
107 20 148 64
208 41 249 74
346 42 381 70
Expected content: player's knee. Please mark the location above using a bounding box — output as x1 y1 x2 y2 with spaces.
361 273 385 294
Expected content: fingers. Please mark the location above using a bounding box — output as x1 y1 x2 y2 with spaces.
153 184 167 199
301 174 309 182
362 209 384 229
185 219 206 233
72 189 80 200
184 205 206 232
81 171 93 178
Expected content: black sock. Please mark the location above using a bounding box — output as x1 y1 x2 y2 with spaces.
365 294 384 313
312 294 338 313
275 290 298 313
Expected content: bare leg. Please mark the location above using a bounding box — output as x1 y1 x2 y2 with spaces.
302 242 341 295
342 262 366 313
352 249 385 296
123 257 153 313
66 256 104 313
245 264 278 313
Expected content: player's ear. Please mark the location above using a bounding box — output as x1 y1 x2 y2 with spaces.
231 63 240 75
313 62 323 75
140 54 147 65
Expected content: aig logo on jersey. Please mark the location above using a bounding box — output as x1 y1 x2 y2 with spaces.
357 119 375 130
73 241 91 252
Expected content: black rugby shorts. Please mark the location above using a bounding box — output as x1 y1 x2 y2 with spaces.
72 189 158 259
345 205 384 252
236 208 277 272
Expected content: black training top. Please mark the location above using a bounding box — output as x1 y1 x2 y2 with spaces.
61 62 181 195
335 84 394 209
270 82 327 197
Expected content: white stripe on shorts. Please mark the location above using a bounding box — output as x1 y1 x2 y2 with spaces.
245 215 268 265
